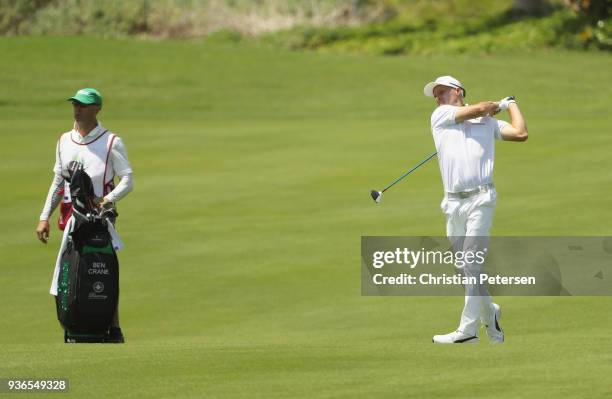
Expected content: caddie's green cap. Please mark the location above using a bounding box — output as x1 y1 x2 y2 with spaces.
67 88 102 107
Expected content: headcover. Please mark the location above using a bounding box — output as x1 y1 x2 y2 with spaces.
69 167 97 219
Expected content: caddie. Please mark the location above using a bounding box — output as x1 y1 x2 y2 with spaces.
423 76 528 344
36 88 133 343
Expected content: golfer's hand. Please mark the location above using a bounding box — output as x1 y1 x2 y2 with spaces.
482 101 500 116
36 220 50 244
498 96 516 110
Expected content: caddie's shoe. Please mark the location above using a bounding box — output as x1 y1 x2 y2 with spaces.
105 327 125 344
484 303 504 344
432 330 479 344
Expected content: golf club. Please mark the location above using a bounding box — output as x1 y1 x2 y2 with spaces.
370 151 437 204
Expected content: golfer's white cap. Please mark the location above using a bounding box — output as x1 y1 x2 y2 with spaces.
423 76 466 98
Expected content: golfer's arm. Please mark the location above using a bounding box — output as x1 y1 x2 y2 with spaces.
40 173 64 221
500 103 528 142
455 102 499 122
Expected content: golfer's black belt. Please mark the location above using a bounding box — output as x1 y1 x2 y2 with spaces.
446 183 495 199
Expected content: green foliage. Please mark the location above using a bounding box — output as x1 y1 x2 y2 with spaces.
0 0 54 34
29 0 151 36
0 0 609 52
0 0 385 37
565 0 611 22
386 0 514 28
270 6 611 54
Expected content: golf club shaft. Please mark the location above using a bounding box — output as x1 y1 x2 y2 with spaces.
382 151 437 192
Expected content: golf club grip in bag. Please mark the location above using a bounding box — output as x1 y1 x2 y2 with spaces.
55 220 119 335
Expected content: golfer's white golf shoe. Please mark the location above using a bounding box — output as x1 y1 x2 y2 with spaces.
432 330 479 344
484 303 504 344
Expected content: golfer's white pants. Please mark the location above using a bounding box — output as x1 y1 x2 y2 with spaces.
441 189 496 336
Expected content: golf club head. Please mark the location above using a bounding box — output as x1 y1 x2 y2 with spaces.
370 190 382 204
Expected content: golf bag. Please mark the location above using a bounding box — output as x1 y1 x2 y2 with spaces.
55 166 119 343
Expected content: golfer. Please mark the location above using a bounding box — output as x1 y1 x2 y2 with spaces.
36 88 133 343
423 76 528 344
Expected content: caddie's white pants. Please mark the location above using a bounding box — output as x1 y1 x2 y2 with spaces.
441 188 497 337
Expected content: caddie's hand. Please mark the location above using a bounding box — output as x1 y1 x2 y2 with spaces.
498 96 516 110
36 220 50 244
98 197 110 208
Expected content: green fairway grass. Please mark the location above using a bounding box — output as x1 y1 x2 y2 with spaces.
1 37 611 398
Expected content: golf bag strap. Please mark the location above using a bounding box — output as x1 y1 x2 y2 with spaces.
56 136 70 231
103 134 117 196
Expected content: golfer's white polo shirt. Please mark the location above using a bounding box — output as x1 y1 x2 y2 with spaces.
431 105 509 193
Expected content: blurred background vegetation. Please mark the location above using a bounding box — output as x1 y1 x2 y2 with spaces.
0 0 610 54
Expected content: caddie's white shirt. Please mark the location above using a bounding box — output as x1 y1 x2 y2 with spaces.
431 105 509 193
54 123 132 198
